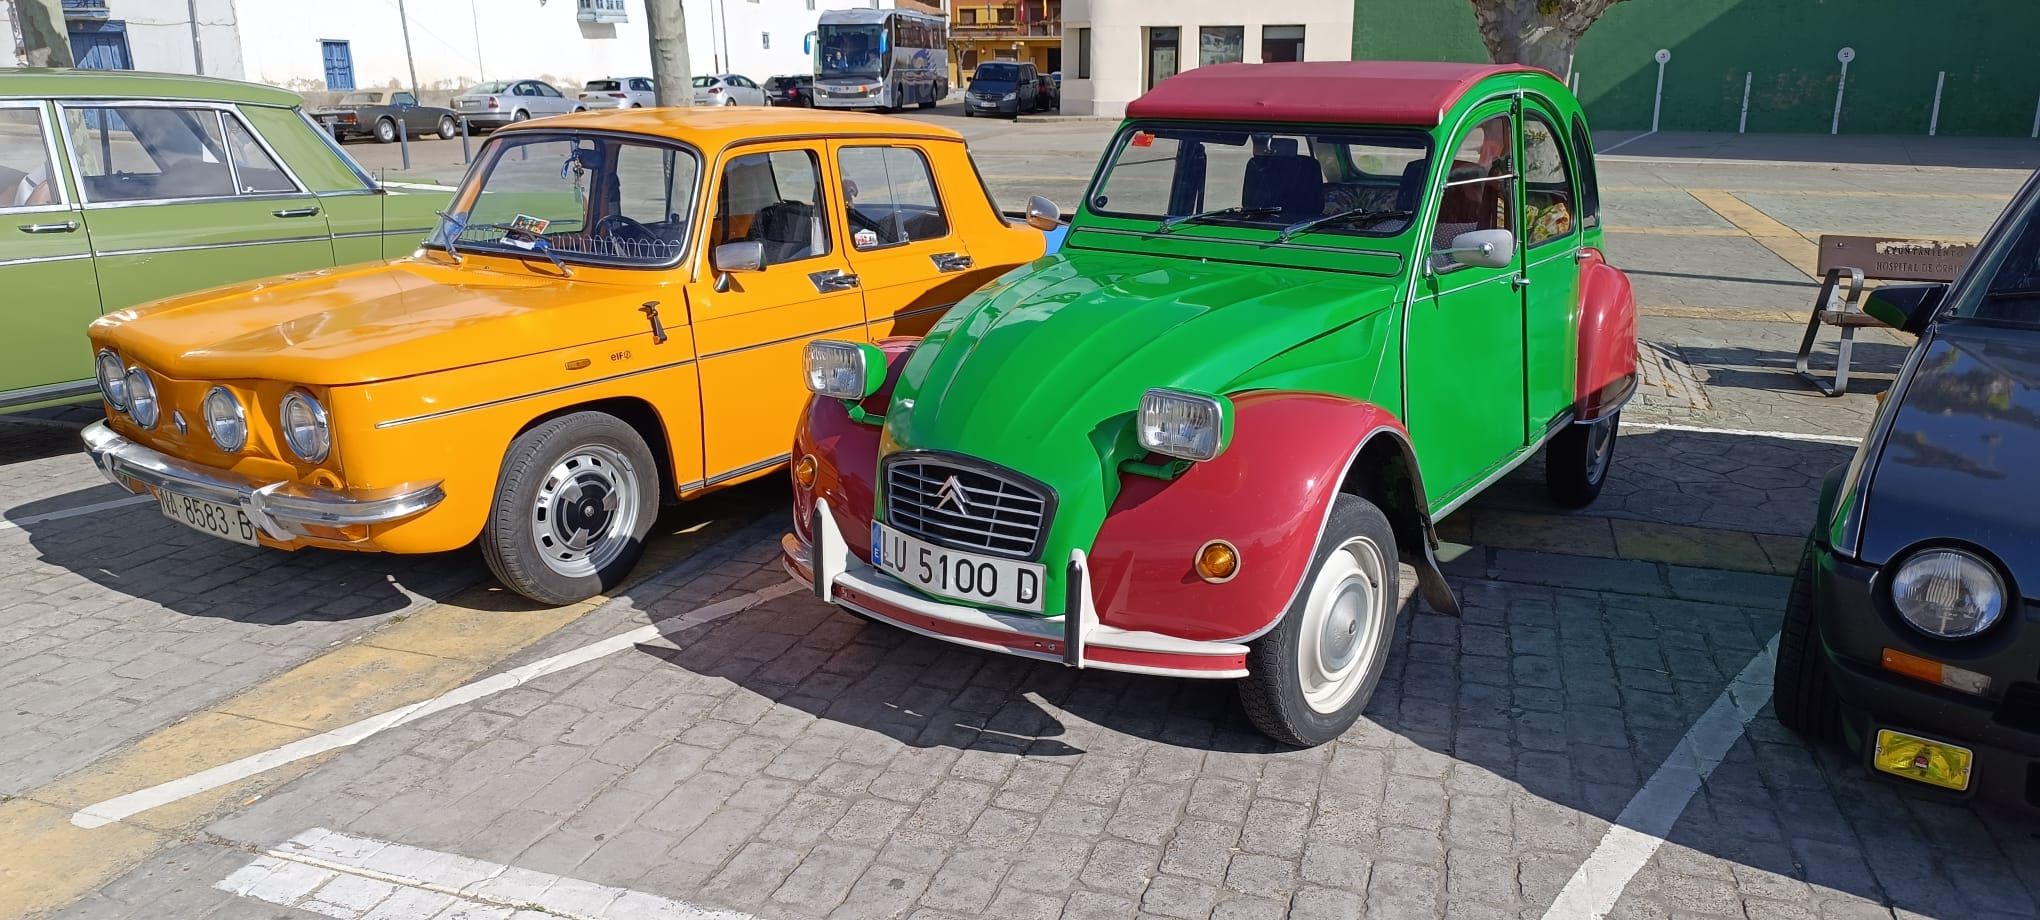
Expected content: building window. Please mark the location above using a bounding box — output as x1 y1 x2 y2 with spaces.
762 32 770 48
1261 24 1304 62
960 8 976 24
66 19 131 70
1146 27 1179 89
1075 27 1090 79
320 39 355 90
1199 26 1243 67
997 6 1014 23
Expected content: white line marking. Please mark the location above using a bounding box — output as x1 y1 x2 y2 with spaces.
72 581 801 829
0 494 153 532
1596 129 1656 155
1540 636 1778 920
219 828 753 919
1620 421 1863 445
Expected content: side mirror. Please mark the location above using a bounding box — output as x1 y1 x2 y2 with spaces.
1025 195 1061 231
1863 282 1947 334
1445 229 1515 269
713 241 766 274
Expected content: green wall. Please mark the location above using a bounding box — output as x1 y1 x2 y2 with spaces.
1352 0 2040 136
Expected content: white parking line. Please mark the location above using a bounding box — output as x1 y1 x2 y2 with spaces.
1540 636 1778 920
0 494 153 532
71 580 802 829
218 827 751 919
1619 420 1863 446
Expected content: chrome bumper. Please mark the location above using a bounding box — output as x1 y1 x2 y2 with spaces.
82 420 445 542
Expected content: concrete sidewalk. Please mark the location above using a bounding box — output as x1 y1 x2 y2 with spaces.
1598 130 2040 171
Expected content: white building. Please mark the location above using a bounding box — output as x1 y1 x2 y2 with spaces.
4 0 244 75
1059 0 1352 117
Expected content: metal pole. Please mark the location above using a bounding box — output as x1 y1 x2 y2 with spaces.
470 0 486 81
185 0 204 74
397 0 421 98
398 118 410 171
1929 70 1945 136
460 115 471 163
2032 93 2040 139
1650 49 1669 133
1738 72 1751 134
1831 47 1854 135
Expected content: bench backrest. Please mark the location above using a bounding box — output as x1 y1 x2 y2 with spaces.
1816 234 1975 282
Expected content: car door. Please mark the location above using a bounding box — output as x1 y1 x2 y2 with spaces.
687 142 865 479
1405 104 1530 508
1020 65 1038 110
0 100 103 402
631 78 654 107
533 82 574 115
389 92 426 134
62 102 336 315
833 141 980 338
1518 103 1585 433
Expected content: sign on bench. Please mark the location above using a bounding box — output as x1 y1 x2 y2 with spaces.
1795 234 1976 396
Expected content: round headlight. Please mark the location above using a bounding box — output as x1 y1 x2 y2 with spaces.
203 386 247 452
279 389 331 462
1892 548 2006 639
124 368 159 429
96 350 128 410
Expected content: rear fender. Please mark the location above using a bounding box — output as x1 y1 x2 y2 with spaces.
1087 391 1458 645
1575 248 1638 422
792 337 919 555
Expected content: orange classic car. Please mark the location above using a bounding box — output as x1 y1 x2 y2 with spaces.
83 107 1057 604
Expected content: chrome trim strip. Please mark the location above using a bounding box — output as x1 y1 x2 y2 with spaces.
95 235 332 257
331 227 432 240
0 378 95 409
698 320 865 360
704 452 792 487
373 356 699 429
0 252 92 268
873 302 954 324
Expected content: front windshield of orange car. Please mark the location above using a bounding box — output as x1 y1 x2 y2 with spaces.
432 132 701 267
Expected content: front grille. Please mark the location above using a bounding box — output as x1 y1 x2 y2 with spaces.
885 454 1051 560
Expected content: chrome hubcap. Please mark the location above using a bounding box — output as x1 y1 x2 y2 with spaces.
530 444 639 578
1586 419 1615 482
1296 536 1389 714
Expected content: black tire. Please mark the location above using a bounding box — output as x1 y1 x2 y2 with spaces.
918 99 936 109
436 116 457 139
1546 411 1618 508
963 107 974 118
512 109 530 122
482 412 659 606
374 117 397 144
1774 544 1840 740
1239 494 1401 747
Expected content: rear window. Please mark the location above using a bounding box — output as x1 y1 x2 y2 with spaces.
466 82 510 94
585 80 621 92
974 64 1022 82
692 76 716 88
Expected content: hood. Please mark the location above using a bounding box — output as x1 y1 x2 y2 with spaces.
1862 323 2040 585
91 259 660 387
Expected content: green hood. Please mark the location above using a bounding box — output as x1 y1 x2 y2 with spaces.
882 250 1402 613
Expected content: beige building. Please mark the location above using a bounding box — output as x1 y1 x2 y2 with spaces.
1059 0 1353 116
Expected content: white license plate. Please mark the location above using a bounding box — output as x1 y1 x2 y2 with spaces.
872 522 1044 613
158 489 259 546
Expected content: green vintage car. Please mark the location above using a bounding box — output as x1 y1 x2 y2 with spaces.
0 69 444 411
784 61 1639 745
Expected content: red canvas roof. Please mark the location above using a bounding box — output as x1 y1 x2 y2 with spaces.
1123 61 1553 127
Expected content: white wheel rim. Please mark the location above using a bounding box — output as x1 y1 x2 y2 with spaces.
530 444 640 578
1586 419 1615 482
1296 536 1390 714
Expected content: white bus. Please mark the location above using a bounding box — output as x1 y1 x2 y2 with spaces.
812 8 948 111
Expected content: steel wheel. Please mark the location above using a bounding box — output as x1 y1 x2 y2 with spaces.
1295 536 1391 714
436 115 456 139
529 444 641 578
375 118 396 143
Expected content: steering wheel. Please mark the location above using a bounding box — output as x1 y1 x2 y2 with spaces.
593 214 655 253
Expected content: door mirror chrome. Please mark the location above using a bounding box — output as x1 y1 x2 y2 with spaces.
1863 282 1947 334
1445 229 1515 269
712 241 766 274
1025 195 1062 231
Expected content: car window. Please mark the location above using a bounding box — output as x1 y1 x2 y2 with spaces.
392 93 417 106
436 132 699 267
65 105 238 203
468 82 511 95
586 80 621 92
0 107 62 210
535 83 562 98
222 115 297 194
692 76 716 88
1428 113 1514 270
974 63 1021 82
1521 113 1575 248
1570 116 1600 229
513 83 535 96
715 149 830 266
632 79 652 92
839 145 949 249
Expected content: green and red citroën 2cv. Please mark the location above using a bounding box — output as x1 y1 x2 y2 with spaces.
783 62 1638 745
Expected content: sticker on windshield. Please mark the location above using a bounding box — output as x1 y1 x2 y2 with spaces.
854 228 880 249
1131 131 1155 148
502 214 549 250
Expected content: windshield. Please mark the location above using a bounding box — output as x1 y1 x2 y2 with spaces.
1953 193 2040 326
465 82 511 95
585 80 621 92
339 92 381 105
1088 124 1431 237
972 63 1022 84
819 24 885 80
431 132 701 268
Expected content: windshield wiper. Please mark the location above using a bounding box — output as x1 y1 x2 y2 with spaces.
1157 205 1281 234
530 238 574 278
1276 207 1412 243
438 217 574 277
432 210 465 263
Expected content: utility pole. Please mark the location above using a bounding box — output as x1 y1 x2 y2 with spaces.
645 0 694 107
10 0 73 67
396 0 420 96
185 0 204 74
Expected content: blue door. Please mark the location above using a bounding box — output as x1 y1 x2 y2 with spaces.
321 40 355 90
68 20 131 70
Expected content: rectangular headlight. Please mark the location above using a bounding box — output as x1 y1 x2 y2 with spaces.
1137 388 1232 462
804 340 885 400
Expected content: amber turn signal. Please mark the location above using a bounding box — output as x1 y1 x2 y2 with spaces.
1195 540 1240 583
1881 647 1991 695
794 454 818 489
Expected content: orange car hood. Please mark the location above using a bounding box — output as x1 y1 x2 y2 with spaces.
92 259 671 386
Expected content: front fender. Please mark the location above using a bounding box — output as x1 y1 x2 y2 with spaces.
792 337 919 556
1576 248 1638 421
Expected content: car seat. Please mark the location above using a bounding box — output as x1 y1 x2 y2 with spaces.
1241 154 1324 224
748 200 821 264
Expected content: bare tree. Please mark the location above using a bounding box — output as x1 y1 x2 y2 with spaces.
11 0 74 67
645 0 693 107
1468 0 1628 78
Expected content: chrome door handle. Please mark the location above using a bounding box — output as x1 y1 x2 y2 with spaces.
1511 273 1530 290
18 220 77 234
272 207 321 218
931 252 973 272
809 269 861 293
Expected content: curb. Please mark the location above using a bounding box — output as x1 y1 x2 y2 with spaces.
1013 114 1119 124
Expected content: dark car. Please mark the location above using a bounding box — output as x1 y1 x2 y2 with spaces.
313 90 459 143
963 61 1037 118
764 74 814 107
1776 168 2040 811
1031 73 1058 111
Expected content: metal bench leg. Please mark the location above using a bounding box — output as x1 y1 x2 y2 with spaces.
1795 268 1847 397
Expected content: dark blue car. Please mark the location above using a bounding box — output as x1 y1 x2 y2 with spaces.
1778 169 2040 811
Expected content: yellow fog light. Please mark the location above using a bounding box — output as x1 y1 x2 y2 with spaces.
1195 540 1239 583
1872 729 1973 792
794 454 818 489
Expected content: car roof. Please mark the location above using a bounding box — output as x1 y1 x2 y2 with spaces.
0 67 302 107
1125 61 1557 128
499 106 964 149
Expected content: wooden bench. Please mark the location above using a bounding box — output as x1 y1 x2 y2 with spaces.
1794 234 1974 396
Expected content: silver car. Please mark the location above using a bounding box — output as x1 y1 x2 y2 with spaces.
452 79 581 130
579 77 654 109
692 74 766 106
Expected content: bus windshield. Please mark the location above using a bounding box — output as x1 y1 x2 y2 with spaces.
819 24 885 80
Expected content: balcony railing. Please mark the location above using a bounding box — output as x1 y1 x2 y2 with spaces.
952 21 1062 38
576 0 628 23
61 0 111 18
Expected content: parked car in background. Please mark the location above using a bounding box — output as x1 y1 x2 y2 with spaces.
579 77 654 109
1032 73 1059 111
82 107 1060 605
764 74 814 107
963 61 1038 117
313 90 459 143
1775 168 2040 812
692 74 766 106
0 68 446 413
452 79 580 131
786 61 1636 746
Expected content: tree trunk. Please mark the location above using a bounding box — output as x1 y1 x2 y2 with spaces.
1469 0 1628 78
645 0 694 107
13 0 74 68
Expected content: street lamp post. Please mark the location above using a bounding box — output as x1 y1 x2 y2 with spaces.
396 0 421 97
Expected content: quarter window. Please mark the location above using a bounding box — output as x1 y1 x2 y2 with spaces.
222 117 295 195
1429 114 1515 269
837 146 950 249
716 149 830 266
1570 116 1600 229
1521 113 1575 247
0 107 61 210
